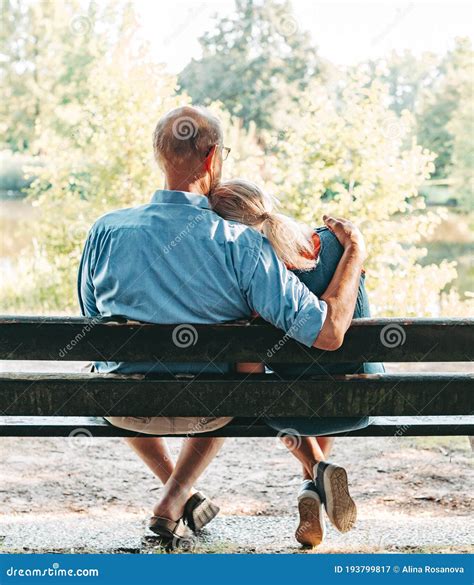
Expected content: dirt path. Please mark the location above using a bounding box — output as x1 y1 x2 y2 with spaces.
1 358 472 553
1 434 472 553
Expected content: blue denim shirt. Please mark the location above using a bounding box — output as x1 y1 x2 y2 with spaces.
78 190 327 373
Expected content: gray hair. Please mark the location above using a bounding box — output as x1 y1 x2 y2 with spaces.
153 106 223 172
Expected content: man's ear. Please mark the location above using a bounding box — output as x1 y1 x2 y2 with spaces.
203 145 218 173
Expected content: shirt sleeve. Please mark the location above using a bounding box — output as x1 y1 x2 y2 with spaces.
77 229 99 317
243 238 327 347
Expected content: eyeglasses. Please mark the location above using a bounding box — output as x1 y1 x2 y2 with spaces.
205 145 231 161
222 146 231 161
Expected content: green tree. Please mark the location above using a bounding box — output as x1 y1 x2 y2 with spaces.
370 39 473 182
0 2 185 311
417 38 473 182
265 74 460 316
446 39 474 210
178 0 327 132
367 50 440 116
448 90 474 210
0 0 121 152
0 1 470 318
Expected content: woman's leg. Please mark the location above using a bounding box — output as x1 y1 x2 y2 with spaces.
280 435 326 479
310 275 375 464
317 437 334 459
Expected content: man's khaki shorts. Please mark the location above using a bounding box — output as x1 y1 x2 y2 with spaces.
105 416 233 435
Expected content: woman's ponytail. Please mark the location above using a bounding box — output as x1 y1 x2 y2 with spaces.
261 213 317 271
210 179 317 271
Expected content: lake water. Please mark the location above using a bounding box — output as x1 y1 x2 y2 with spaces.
1 198 472 301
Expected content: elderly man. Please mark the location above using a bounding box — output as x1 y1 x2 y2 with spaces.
78 106 366 544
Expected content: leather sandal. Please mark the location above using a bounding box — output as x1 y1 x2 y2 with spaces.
184 491 220 532
148 515 193 543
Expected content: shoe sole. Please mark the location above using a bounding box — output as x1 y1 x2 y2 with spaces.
296 497 325 547
190 499 220 532
323 466 357 533
148 518 193 542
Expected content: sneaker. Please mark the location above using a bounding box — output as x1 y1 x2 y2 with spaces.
313 462 357 533
295 480 326 547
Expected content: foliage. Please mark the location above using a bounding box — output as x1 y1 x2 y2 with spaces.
261 74 460 316
0 0 471 317
446 41 474 211
0 0 125 153
0 150 42 193
178 0 327 132
15 48 185 311
369 38 474 190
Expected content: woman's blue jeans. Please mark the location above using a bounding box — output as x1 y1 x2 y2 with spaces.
264 226 384 436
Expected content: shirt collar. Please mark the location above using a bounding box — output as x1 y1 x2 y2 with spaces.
151 189 211 210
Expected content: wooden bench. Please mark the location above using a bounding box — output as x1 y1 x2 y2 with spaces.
0 316 472 437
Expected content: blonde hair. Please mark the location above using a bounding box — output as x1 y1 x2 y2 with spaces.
209 179 317 271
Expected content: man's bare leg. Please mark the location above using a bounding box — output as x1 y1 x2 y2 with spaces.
125 437 175 485
153 437 225 521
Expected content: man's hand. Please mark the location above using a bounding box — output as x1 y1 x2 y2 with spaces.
323 215 366 260
313 215 367 350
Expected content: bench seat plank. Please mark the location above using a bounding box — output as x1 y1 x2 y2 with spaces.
0 416 472 437
0 373 472 417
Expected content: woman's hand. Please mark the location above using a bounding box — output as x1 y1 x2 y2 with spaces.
235 362 265 374
323 215 366 261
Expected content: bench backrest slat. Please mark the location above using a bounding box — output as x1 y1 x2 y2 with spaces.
0 317 472 363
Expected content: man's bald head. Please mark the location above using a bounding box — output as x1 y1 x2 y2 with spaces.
153 106 223 179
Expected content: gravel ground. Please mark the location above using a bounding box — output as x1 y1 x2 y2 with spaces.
1 360 472 554
1 434 472 554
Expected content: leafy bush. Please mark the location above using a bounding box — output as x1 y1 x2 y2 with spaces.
0 1 471 317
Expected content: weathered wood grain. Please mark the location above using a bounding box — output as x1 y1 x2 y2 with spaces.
0 373 472 417
0 317 472 362
0 416 472 437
